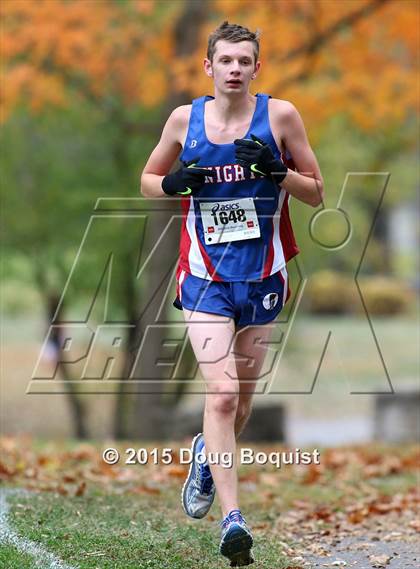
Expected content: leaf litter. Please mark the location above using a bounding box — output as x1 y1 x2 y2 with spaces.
1 436 418 567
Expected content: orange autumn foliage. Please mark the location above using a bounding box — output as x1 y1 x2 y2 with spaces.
0 0 418 132
191 0 420 132
0 0 173 117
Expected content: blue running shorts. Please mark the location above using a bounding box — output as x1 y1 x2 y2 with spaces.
173 268 290 327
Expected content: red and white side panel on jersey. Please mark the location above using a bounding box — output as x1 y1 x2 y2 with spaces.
181 195 221 281
278 265 289 306
262 188 287 278
177 269 187 302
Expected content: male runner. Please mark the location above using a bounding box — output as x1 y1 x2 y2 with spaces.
141 21 324 567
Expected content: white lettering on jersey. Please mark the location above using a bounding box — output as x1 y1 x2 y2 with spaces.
202 163 264 184
234 164 246 181
214 166 223 183
223 164 233 182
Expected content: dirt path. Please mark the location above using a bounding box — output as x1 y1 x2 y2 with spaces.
274 497 419 569
304 534 418 568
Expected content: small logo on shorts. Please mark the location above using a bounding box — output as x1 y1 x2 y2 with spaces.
263 292 279 310
190 139 197 148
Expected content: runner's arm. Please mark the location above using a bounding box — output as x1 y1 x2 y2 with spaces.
279 102 324 207
140 108 185 198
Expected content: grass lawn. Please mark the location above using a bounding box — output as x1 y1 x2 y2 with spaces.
0 544 36 569
5 490 294 569
1 439 418 568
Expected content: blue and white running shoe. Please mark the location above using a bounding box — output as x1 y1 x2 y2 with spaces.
181 433 216 519
219 510 254 567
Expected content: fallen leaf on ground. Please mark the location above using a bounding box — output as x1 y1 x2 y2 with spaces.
302 464 323 484
166 465 187 478
382 531 403 541
354 542 376 550
369 554 392 567
131 484 161 495
75 481 86 496
409 519 420 532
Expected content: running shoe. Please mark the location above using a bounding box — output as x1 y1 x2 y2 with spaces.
181 432 216 519
219 509 254 566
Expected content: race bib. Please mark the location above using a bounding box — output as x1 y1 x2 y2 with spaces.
199 197 261 245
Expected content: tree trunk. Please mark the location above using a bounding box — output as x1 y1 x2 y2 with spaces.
45 292 89 439
371 202 392 273
113 263 139 439
60 364 89 439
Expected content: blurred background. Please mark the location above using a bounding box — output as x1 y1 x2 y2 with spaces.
1 0 418 447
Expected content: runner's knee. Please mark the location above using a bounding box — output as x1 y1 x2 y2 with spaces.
206 384 239 416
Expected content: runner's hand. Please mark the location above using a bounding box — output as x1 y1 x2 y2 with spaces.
162 158 212 196
234 134 288 183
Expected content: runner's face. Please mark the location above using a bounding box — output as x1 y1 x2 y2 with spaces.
205 40 259 94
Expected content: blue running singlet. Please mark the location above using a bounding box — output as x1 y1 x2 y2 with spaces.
176 93 299 283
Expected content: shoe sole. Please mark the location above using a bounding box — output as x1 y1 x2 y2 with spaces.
229 550 255 567
181 433 215 519
220 527 254 566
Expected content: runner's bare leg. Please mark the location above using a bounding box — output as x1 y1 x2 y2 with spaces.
183 309 275 519
231 324 275 437
183 308 239 518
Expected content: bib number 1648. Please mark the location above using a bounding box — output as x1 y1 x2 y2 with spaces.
211 208 246 225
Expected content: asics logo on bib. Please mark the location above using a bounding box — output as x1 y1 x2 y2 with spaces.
211 202 240 213
263 293 279 310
